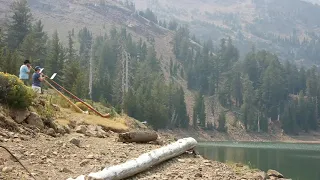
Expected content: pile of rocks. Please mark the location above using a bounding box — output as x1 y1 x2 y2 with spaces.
0 105 71 140
74 124 110 138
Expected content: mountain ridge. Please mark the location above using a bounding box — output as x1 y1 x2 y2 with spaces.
131 0 320 66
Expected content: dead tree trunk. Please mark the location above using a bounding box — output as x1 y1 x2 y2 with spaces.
67 137 197 180
118 131 158 143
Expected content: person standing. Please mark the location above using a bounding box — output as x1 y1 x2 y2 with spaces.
19 60 32 85
32 66 45 94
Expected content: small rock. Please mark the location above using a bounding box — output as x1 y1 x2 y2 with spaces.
46 128 56 137
52 104 60 111
2 166 14 173
96 126 108 138
60 167 73 173
79 159 90 167
0 158 5 165
75 125 87 134
177 159 185 163
69 137 81 147
56 124 66 135
86 154 95 159
52 151 58 156
46 159 56 165
64 125 71 134
267 169 284 178
195 173 202 178
236 163 244 167
252 172 267 180
29 153 36 158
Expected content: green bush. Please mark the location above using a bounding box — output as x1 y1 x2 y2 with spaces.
0 72 35 108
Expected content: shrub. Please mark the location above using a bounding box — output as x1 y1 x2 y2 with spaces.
0 72 35 108
74 102 89 111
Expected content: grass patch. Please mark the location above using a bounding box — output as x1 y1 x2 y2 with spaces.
56 108 129 133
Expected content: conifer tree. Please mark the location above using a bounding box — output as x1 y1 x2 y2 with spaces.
6 0 32 50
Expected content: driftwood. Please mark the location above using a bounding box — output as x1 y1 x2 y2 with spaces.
118 131 158 143
67 137 198 180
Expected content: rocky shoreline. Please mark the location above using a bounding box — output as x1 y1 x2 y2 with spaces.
162 128 320 144
0 123 291 180
0 104 293 180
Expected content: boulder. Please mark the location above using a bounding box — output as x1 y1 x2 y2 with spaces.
10 109 30 123
267 169 284 178
25 112 44 130
0 113 19 131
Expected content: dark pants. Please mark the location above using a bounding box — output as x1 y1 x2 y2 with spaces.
21 79 30 86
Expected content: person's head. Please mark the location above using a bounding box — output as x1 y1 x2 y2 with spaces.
34 66 41 73
24 60 30 65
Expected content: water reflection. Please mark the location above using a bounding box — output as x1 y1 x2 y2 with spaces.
197 142 320 180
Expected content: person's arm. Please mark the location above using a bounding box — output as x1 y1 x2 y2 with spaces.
23 66 30 74
26 65 31 73
38 73 46 81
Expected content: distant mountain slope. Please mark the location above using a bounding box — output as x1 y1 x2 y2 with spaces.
132 0 320 66
303 0 320 5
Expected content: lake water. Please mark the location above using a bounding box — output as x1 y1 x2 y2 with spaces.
197 142 320 180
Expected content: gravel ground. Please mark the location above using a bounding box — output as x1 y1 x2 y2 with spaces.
0 129 273 180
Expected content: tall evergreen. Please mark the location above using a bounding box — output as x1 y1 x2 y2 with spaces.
6 0 32 50
20 20 47 65
46 30 64 84
193 93 206 129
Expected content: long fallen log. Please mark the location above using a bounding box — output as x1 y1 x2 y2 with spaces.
118 131 158 143
67 137 197 180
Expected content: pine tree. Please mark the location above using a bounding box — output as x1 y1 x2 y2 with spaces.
193 93 206 129
20 20 48 65
78 27 92 68
241 75 256 130
62 32 79 91
6 0 32 50
261 59 286 120
46 30 64 84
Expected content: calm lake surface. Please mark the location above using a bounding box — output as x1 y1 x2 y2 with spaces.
197 142 320 180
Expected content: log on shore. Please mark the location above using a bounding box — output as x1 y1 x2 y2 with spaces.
67 137 198 180
118 131 158 143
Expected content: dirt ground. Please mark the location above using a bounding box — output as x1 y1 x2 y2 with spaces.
0 129 276 180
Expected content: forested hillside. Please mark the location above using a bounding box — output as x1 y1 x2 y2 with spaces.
132 0 320 66
1 0 320 135
173 26 320 134
0 0 189 130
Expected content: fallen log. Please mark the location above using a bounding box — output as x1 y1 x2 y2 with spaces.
67 137 197 180
118 131 158 143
